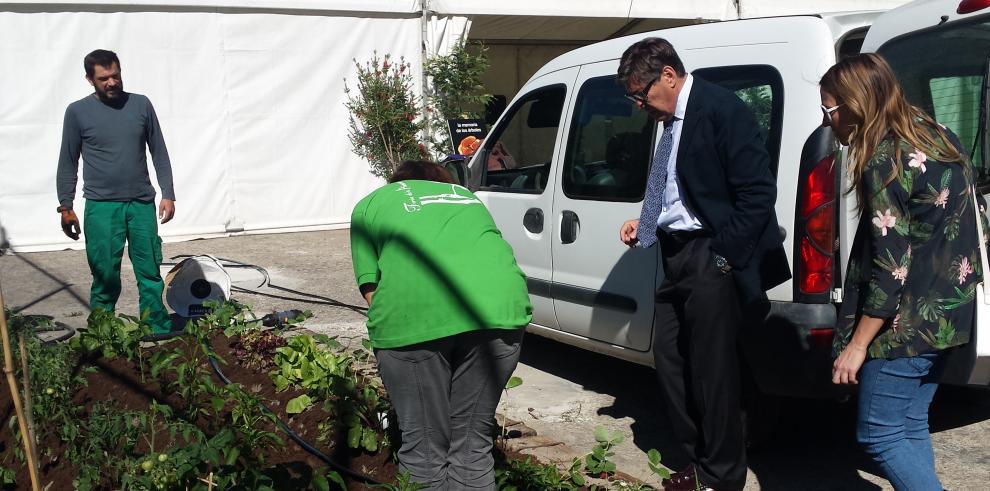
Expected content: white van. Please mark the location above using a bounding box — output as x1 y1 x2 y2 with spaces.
451 7 987 401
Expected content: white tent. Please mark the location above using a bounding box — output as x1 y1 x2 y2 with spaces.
0 1 908 252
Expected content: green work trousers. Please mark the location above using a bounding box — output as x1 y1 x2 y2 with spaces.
84 200 170 333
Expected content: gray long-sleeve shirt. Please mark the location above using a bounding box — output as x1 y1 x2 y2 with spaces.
56 92 175 208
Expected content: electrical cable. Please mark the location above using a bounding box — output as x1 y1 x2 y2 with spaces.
165 255 368 315
203 343 383 486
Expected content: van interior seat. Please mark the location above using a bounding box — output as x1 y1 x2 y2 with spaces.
604 131 651 187
588 171 617 186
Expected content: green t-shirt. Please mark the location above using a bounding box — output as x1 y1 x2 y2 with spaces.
350 180 532 349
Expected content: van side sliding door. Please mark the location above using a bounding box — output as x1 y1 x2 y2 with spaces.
549 60 659 352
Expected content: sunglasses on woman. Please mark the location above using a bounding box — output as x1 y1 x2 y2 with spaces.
821 103 842 125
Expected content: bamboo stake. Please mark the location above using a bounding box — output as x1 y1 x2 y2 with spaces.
19 332 40 473
0 276 41 491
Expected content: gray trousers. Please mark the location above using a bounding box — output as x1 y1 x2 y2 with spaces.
375 328 524 491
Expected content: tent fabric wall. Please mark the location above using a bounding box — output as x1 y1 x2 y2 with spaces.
0 6 428 252
0 1 913 253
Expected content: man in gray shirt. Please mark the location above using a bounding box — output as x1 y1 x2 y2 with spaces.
56 49 176 334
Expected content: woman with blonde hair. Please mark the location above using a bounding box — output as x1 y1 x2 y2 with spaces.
824 53 982 490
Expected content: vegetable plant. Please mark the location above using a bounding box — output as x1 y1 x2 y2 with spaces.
271 334 391 452
585 426 624 478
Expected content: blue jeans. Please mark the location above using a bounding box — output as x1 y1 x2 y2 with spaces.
856 354 943 491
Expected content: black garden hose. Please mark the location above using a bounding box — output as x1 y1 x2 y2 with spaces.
3 311 77 344
36 321 76 344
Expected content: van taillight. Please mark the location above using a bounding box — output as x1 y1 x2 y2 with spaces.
958 0 990 15
799 154 835 294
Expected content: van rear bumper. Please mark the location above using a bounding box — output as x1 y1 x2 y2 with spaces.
741 301 850 399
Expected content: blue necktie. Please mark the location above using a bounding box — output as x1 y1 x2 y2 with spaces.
638 121 676 248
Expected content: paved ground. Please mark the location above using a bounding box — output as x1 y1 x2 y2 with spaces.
2 229 988 490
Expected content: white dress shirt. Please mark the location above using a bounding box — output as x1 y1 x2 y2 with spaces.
656 74 704 233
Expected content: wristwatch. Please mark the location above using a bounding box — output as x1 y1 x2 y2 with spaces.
56 205 71 213
713 253 732 274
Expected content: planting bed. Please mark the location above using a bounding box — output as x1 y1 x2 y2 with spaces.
0 306 396 490
1 305 657 490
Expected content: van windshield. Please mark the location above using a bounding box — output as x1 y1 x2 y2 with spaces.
879 18 990 186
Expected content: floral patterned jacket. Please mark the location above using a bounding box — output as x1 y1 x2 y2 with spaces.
835 133 986 359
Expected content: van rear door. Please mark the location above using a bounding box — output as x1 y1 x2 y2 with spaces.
863 1 990 385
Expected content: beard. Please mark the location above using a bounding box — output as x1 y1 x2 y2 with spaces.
95 84 124 103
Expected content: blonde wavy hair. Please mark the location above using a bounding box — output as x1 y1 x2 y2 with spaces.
820 53 964 205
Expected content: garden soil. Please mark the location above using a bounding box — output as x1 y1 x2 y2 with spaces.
0 332 395 489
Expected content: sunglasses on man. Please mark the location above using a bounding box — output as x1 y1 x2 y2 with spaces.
625 75 659 104
821 103 842 125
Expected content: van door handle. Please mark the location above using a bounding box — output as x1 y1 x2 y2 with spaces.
561 210 579 244
524 208 544 233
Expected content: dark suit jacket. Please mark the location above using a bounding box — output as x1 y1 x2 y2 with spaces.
673 77 791 304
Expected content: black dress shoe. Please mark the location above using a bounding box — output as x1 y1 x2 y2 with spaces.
662 464 700 491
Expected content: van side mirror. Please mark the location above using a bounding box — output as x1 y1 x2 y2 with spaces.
441 158 468 187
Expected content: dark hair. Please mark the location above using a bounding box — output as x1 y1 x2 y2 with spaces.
84 49 120 78
389 160 455 184
616 37 686 88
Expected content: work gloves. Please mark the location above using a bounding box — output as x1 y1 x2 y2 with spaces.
60 209 80 240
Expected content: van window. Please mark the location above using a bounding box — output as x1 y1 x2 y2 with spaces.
879 18 990 186
480 85 566 193
562 76 653 201
694 65 785 176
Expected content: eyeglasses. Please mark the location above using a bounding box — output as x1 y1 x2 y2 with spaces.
821 104 842 125
625 75 659 104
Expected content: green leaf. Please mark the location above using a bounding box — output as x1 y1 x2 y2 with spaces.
504 376 523 390
647 448 662 465
204 447 221 465
361 427 378 452
272 375 291 392
594 425 610 443
286 394 313 414
224 446 240 466
347 425 363 448
571 471 586 486
326 471 346 489
312 475 330 491
649 463 671 479
211 397 226 413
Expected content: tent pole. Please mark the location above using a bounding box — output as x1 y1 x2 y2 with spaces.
421 0 432 144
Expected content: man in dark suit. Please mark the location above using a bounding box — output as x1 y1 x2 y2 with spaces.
617 38 790 491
